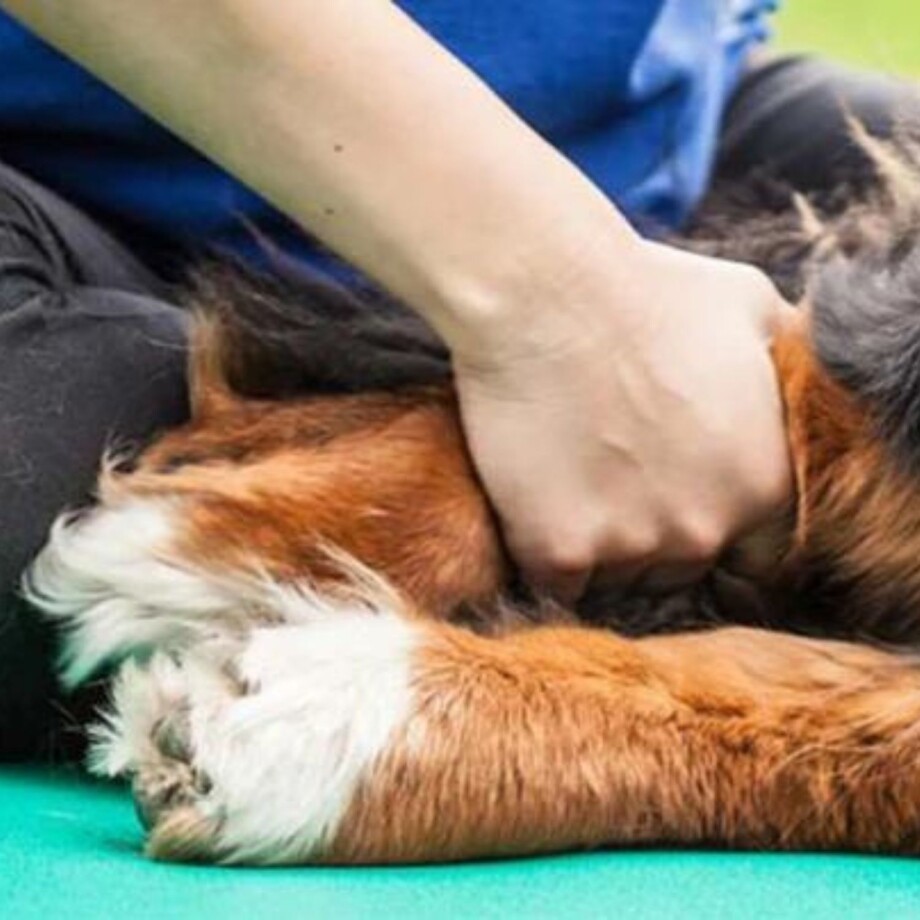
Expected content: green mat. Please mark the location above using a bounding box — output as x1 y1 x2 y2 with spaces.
3 769 920 919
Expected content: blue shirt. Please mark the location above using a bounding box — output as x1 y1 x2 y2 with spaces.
0 1 776 276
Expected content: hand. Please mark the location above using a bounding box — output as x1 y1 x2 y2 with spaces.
452 238 794 603
12 0 791 608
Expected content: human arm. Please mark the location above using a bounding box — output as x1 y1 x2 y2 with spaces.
2 0 792 597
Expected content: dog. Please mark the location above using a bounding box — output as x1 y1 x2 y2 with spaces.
24 122 920 865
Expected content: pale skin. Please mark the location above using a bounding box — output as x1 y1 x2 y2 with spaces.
2 0 793 600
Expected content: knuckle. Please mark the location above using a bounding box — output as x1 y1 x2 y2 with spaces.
615 528 661 565
745 456 794 514
593 527 662 572
734 263 781 314
753 477 791 516
538 537 596 577
738 262 772 292
514 524 597 580
674 517 726 565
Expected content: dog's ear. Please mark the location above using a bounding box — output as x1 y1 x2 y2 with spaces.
811 243 920 471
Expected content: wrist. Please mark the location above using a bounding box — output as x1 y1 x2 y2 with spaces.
421 202 644 367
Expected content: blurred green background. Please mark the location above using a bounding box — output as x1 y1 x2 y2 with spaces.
778 1 920 75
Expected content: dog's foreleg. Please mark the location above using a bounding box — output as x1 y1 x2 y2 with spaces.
326 623 920 862
97 610 920 864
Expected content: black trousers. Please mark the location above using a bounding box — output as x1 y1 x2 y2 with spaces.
0 167 188 757
0 55 916 759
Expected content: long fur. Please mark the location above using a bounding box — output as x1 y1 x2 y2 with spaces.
25 118 920 865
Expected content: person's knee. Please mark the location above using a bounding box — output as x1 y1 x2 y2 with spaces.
718 55 920 194
0 160 163 312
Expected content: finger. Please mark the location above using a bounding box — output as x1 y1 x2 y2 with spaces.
633 561 711 595
520 560 592 608
501 518 597 606
589 559 708 595
586 559 650 593
508 534 592 605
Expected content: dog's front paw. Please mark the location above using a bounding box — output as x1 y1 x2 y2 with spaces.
91 606 419 864
89 652 233 861
131 702 208 831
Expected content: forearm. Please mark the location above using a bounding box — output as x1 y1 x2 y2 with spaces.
2 0 639 352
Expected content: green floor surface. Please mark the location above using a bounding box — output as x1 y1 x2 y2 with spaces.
3 767 920 920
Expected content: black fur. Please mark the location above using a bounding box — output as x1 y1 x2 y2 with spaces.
812 244 920 470
187 257 450 399
688 132 920 475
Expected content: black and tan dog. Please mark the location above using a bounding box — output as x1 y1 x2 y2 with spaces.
25 123 920 865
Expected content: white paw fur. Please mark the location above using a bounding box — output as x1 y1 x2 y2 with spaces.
91 588 419 863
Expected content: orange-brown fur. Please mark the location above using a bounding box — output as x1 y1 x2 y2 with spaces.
67 125 920 863
326 626 920 863
135 384 505 617
775 325 920 641
101 307 920 864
